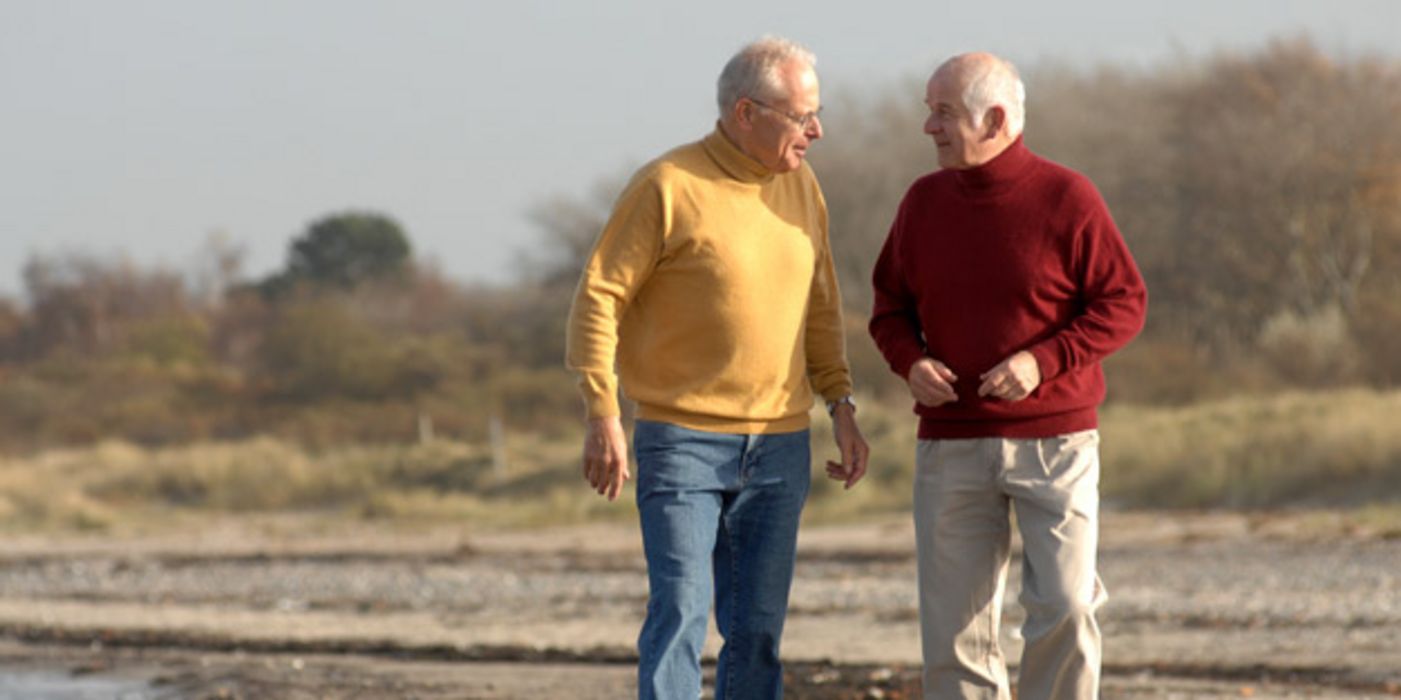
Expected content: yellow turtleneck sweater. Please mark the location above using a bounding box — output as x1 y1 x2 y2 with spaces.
565 126 852 434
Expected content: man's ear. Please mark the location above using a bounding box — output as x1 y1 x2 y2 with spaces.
982 106 1006 140
731 99 756 131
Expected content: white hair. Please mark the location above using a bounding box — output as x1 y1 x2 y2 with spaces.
716 36 816 117
962 55 1026 137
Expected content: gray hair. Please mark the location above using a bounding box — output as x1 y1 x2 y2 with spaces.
716 36 816 117
963 55 1026 137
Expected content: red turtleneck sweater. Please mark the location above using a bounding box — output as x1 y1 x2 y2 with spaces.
869 137 1147 439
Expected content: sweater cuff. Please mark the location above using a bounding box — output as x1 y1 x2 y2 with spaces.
892 348 926 380
1028 341 1064 382
818 378 855 405
578 371 621 419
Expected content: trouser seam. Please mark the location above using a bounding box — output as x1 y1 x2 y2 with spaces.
986 438 1001 679
723 505 739 699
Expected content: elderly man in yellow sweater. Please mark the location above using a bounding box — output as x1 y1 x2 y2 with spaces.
566 36 869 700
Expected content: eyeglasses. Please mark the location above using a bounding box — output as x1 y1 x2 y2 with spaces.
747 98 822 129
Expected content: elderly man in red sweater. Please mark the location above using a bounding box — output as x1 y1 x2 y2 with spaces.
869 52 1147 699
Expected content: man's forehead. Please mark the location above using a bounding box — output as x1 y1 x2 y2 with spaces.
927 71 965 101
930 68 964 89
777 68 820 105
788 66 819 93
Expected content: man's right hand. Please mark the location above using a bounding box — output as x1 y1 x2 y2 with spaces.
907 357 959 407
583 416 631 501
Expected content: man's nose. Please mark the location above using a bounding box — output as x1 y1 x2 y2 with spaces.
924 115 940 135
806 114 823 140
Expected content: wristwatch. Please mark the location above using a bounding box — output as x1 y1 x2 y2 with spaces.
826 395 856 416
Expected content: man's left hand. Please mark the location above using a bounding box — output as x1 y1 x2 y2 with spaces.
825 403 869 489
978 351 1041 402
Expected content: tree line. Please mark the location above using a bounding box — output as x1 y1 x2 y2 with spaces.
0 211 578 450
0 37 1397 451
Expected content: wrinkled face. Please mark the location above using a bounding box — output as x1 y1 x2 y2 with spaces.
923 69 985 170
742 60 823 173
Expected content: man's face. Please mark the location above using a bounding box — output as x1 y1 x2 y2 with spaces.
923 69 986 170
743 61 823 173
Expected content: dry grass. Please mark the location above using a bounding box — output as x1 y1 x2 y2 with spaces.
1099 387 1401 509
1 388 1399 533
0 430 630 534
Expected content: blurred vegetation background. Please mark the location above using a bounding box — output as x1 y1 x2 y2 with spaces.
2 38 1400 531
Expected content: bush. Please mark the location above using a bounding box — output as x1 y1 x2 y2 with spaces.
1256 305 1362 387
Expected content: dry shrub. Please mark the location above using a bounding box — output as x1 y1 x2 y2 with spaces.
1353 287 1401 386
1103 335 1277 405
1256 305 1362 387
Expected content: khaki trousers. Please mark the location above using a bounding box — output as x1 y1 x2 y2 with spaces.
914 430 1106 700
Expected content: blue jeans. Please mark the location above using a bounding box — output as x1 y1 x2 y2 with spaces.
633 420 812 700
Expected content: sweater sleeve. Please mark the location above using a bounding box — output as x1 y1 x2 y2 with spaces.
1027 187 1147 380
564 171 666 418
868 195 928 379
803 183 853 402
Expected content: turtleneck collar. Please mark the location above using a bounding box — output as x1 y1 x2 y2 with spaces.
703 123 775 184
952 135 1035 197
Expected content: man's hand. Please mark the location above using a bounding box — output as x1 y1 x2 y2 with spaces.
824 403 869 489
582 416 630 501
907 357 959 407
978 350 1041 401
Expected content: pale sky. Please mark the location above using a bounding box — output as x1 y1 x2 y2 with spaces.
2 0 1398 298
